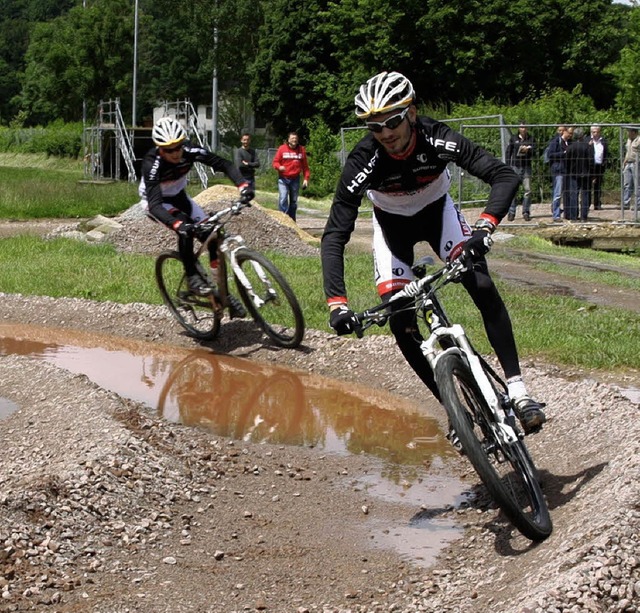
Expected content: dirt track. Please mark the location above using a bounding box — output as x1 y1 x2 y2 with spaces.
0 190 639 612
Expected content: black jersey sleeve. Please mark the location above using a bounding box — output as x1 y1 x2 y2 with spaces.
140 151 177 226
423 119 519 222
321 140 376 301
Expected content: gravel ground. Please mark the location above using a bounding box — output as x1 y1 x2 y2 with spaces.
0 185 638 612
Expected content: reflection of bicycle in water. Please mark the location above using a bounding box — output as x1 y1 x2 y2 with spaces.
156 351 312 445
156 350 447 480
155 200 305 348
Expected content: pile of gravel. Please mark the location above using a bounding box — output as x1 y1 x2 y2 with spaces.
109 185 319 258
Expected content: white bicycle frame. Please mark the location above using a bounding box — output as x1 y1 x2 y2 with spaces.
393 268 520 445
219 234 274 309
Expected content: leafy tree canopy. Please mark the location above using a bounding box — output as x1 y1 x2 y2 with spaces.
2 0 638 135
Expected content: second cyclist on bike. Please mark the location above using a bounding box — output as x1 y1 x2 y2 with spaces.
140 117 253 317
321 71 546 435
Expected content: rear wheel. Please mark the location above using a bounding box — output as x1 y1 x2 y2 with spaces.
435 352 552 541
233 249 304 348
155 251 221 341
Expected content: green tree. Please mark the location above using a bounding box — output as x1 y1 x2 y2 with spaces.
18 0 135 124
607 4 640 117
250 0 334 138
131 0 261 123
409 0 623 109
0 0 75 123
303 116 341 197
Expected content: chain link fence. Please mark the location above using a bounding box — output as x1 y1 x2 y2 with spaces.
338 119 639 223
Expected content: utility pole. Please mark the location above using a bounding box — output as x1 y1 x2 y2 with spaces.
132 0 139 127
211 26 218 151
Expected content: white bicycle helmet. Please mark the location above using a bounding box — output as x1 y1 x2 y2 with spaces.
152 117 187 147
354 71 415 119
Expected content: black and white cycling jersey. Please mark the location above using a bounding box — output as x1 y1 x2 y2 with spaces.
321 117 519 301
139 142 244 227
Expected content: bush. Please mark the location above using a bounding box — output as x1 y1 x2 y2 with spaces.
304 116 342 198
0 120 82 158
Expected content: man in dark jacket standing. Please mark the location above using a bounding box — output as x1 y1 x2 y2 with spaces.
588 125 608 210
506 121 535 221
547 126 573 221
235 132 260 192
566 127 593 221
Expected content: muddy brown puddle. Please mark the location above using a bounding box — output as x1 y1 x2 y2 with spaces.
0 322 468 567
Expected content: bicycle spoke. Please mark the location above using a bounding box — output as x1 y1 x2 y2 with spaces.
155 251 221 340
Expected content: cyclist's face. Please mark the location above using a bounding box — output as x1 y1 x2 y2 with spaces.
369 106 415 155
159 143 184 163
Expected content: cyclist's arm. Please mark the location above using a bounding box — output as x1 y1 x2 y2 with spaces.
321 154 368 306
427 119 519 225
189 146 246 186
140 155 179 227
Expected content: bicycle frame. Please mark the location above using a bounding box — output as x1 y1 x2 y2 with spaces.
154 198 305 347
195 201 272 309
357 257 520 444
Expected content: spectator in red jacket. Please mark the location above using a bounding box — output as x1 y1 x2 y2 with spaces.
272 132 310 221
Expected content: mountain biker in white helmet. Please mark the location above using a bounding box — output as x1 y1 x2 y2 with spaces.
321 71 546 436
140 117 253 315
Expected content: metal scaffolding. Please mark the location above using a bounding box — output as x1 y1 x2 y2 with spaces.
83 98 137 183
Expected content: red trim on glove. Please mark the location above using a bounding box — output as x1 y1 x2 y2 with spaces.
449 241 466 262
172 220 183 230
479 212 499 227
327 297 348 307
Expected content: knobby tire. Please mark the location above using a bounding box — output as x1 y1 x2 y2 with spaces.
155 250 221 341
233 249 304 348
435 352 552 541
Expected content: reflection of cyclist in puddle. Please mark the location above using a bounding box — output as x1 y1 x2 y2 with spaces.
156 351 446 474
156 352 310 444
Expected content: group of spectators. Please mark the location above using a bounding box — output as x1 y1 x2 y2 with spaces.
507 122 639 223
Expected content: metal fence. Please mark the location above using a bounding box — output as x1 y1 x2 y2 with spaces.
223 121 639 223
339 119 639 223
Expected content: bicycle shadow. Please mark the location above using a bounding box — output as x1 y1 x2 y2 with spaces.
484 462 608 555
538 461 608 511
411 461 608 556
192 318 316 356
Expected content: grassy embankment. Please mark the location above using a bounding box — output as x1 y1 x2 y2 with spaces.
0 154 638 372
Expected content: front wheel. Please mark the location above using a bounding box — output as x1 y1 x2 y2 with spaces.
155 251 222 341
233 249 305 348
435 352 552 541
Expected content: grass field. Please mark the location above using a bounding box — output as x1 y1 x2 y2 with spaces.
1 153 638 372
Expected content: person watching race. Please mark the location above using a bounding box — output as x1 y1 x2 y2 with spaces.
321 71 546 438
140 117 253 316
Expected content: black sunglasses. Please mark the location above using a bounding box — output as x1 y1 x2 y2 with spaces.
366 107 409 133
162 144 184 153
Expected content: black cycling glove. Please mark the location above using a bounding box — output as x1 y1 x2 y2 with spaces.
329 305 358 336
175 221 196 238
463 229 493 260
239 185 255 204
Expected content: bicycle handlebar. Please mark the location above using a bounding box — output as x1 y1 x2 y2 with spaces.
196 199 253 233
351 256 470 337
